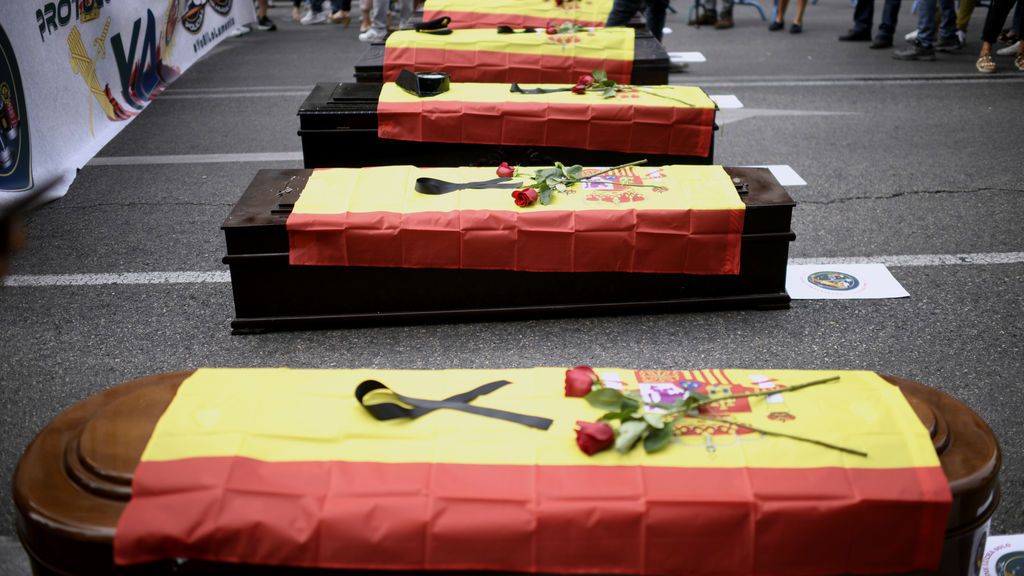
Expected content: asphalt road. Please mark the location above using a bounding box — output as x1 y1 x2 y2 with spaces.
1 0 1023 572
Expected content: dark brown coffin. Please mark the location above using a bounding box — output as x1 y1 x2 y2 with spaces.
13 372 1001 576
297 82 715 169
353 29 670 85
219 167 794 333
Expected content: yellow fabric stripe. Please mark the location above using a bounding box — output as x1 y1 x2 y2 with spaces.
385 28 634 61
292 165 744 215
142 368 941 471
424 0 614 22
379 82 716 109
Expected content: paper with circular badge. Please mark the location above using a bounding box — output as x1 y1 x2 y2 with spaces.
980 534 1024 576
786 263 910 300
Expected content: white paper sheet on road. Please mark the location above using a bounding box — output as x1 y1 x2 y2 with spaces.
0 1 256 212
786 263 910 299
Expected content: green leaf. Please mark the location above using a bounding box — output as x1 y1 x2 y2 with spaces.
545 176 561 189
621 396 641 415
600 79 617 88
564 164 583 179
592 69 608 83
688 390 710 403
643 412 664 429
555 182 567 192
599 411 633 422
643 424 673 453
539 188 553 205
615 420 648 453
602 88 617 99
585 388 625 411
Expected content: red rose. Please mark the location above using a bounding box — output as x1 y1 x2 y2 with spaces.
496 161 515 178
511 187 539 207
546 26 558 34
564 365 599 396
575 421 614 455
577 74 594 86
571 83 587 94
555 0 564 5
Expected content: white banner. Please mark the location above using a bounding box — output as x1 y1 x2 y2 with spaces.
0 0 256 211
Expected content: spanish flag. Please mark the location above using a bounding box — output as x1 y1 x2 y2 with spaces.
384 28 634 84
115 368 951 574
285 165 745 275
422 0 615 29
377 82 717 158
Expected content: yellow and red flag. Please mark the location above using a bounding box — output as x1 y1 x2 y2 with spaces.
377 82 717 158
383 28 634 84
285 165 745 275
422 0 615 29
115 368 951 574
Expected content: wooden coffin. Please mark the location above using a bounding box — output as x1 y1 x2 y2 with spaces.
13 372 1001 576
353 28 670 85
297 82 715 169
218 167 794 333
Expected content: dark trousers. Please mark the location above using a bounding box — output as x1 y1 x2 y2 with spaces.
607 0 669 41
877 0 902 37
852 0 873 32
982 0 1019 42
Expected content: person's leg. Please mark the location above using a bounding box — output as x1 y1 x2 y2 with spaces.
852 0 873 33
981 0 1016 43
878 0 901 39
916 0 938 47
956 0 976 35
643 0 668 41
607 0 644 27
371 0 388 33
774 0 789 26
360 0 372 31
715 0 734 27
938 0 958 39
792 0 807 25
293 0 303 20
399 0 414 28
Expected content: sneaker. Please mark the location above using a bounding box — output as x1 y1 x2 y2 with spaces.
300 10 327 24
904 29 918 42
228 24 252 37
936 35 964 52
996 40 1021 55
358 28 387 42
893 41 935 60
256 16 276 31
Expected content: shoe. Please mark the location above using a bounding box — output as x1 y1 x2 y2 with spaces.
839 29 870 41
714 16 734 29
936 35 964 52
1016 52 1024 71
256 15 277 31
330 10 352 26
870 36 893 48
768 20 784 31
893 42 935 60
976 53 995 73
904 29 918 42
300 10 327 24
688 10 717 25
358 28 387 42
997 40 1021 56
228 25 251 37
789 23 802 33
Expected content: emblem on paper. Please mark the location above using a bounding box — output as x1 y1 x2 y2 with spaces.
0 24 32 193
807 271 860 291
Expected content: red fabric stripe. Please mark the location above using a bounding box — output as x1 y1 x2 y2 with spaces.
116 458 951 574
422 9 606 29
286 208 744 275
377 100 715 158
383 46 633 84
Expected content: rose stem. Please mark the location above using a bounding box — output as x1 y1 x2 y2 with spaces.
687 414 869 458
582 159 649 180
695 375 841 409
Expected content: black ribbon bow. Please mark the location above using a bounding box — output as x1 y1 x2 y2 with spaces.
510 82 573 95
355 379 553 430
415 176 522 195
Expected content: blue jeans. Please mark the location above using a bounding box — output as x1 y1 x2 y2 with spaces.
877 0 901 38
916 0 957 47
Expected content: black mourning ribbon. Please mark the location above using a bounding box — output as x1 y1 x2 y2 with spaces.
355 379 554 430
415 176 522 195
510 82 573 95
497 26 537 33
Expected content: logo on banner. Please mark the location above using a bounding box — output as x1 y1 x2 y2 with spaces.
580 166 669 204
807 271 860 291
0 24 32 193
182 0 235 34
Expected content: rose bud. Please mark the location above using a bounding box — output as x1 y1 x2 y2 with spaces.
575 421 614 455
496 161 515 178
571 83 587 94
564 365 599 397
577 74 594 86
546 26 558 34
511 187 539 207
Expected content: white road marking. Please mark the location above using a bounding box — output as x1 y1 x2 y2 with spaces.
4 253 1022 287
742 164 807 186
718 108 858 126
709 94 743 109
668 51 706 63
87 152 303 166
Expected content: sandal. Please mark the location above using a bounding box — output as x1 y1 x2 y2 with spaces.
976 53 996 73
1016 52 1024 71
